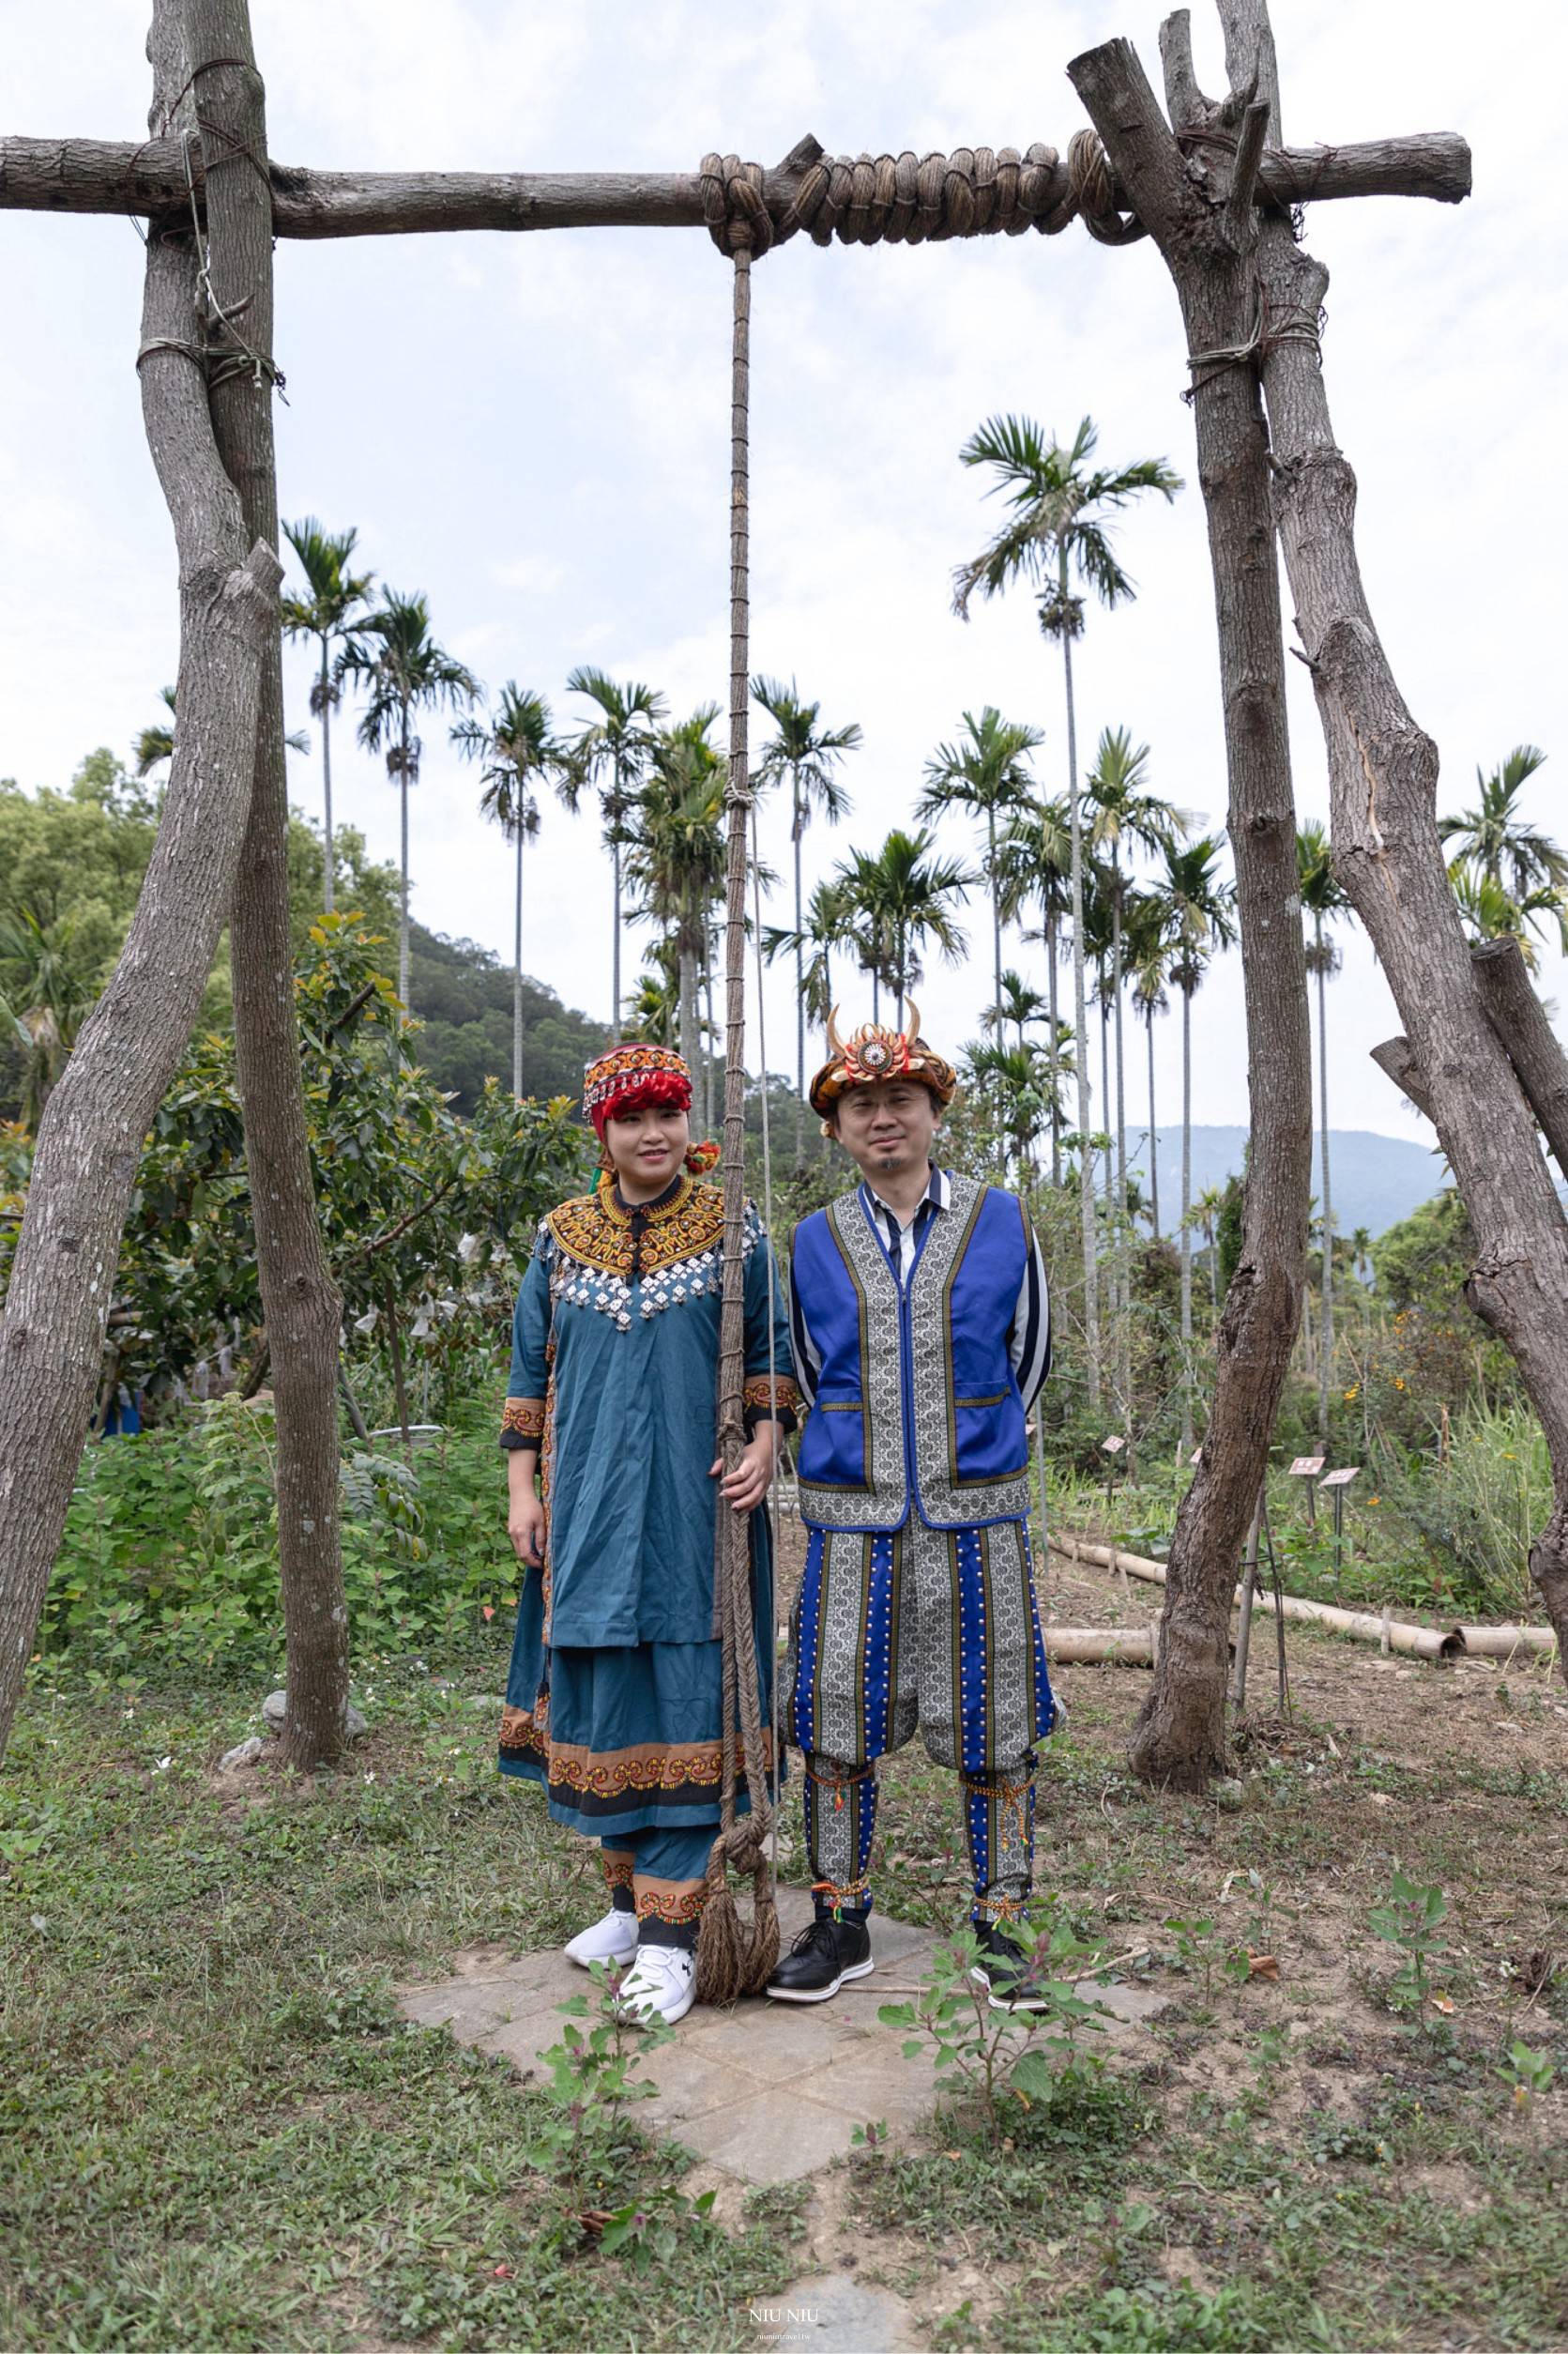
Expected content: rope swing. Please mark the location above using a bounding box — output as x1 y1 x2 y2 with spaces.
694 161 780 2003
690 122 1144 2002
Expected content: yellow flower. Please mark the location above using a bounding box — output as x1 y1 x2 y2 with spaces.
1368 1494 1380 1506
1343 1385 1360 1402
1393 1377 1406 1391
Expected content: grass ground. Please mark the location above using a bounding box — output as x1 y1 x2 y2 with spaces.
2 1532 1565 2352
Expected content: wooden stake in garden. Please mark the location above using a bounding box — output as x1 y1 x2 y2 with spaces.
0 3 1497 1786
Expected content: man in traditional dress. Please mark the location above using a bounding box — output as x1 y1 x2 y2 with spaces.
769 1009 1054 2009
497 1043 797 2025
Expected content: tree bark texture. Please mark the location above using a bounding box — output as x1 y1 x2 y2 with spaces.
1469 938 1568 1185
1069 27 1314 1789
0 12 281 1759
192 1 352 1769
1213 1 1568 1671
0 131 1471 239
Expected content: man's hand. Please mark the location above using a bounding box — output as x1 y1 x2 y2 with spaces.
711 1429 779 1515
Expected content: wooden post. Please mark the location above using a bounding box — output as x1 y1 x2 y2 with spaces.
192 0 353 1768
0 2 281 1760
1225 0 1568 1678
1069 31 1314 1789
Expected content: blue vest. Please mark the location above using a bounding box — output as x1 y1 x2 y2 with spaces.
792 1174 1032 1533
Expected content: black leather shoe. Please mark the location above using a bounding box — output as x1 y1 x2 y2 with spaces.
765 1913 875 2003
971 1921 1049 2012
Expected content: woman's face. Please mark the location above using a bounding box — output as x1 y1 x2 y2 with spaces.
603 1100 691 1195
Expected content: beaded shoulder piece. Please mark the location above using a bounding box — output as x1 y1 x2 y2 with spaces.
545 1171 725 1281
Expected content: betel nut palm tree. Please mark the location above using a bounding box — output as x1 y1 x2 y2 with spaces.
1158 834 1236 1445
1122 886 1174 1240
917 705 1043 1033
752 677 860 1154
832 827 974 1027
762 878 862 1052
452 685 573 1098
954 412 1180 1407
1439 744 1561 902
1448 864 1568 970
996 795 1074 1187
132 686 178 782
624 707 726 1073
1084 726 1192 1249
282 519 375 915
566 670 668 1044
1297 820 1353 1444
340 590 480 1012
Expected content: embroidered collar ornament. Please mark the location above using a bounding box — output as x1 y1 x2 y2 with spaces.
580 1042 719 1174
807 1001 958 1123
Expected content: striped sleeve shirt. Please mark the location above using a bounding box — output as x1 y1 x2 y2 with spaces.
787 1165 1051 1412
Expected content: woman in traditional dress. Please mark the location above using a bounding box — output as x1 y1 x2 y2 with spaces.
497 1043 798 2025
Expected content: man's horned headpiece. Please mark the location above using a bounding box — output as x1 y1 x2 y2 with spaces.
807 1002 958 1119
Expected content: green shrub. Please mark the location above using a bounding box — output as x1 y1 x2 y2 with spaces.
42 1383 517 1680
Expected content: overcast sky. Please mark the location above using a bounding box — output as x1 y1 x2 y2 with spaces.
5 0 1565 1151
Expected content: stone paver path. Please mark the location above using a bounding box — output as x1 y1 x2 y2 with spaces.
400 1886 1167 2188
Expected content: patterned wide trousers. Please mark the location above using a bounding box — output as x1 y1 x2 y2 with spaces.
786 1515 1055 1923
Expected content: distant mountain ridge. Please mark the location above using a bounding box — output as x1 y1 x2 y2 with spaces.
1127 1126 1443 1241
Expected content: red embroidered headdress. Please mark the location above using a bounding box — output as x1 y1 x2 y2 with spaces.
582 1043 720 1173
807 1002 958 1119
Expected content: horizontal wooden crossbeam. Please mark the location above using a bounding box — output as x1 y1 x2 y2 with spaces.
0 128 1471 241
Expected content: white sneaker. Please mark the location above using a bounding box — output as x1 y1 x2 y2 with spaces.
612 1943 697 2025
564 1906 639 1969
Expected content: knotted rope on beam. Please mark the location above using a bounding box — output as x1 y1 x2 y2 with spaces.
699 131 1144 256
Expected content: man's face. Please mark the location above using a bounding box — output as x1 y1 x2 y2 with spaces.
831 1079 939 1181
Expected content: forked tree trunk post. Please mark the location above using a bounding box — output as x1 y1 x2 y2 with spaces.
189 0 353 1767
1068 28 1315 1788
0 1 281 1755
1233 0 1568 1663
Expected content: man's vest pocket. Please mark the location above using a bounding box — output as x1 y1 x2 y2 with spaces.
799 1389 868 1488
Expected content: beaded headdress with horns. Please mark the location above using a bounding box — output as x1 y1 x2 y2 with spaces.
807 1002 958 1121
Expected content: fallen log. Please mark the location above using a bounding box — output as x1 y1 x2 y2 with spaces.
1050 1536 1559 1664
1045 1626 1155 1666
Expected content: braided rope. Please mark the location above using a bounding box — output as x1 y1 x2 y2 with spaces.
695 226 781 2008
698 133 1144 255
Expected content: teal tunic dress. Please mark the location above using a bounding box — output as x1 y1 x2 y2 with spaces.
497 1171 796 1847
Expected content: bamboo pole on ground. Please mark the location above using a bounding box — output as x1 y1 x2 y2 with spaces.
1051 1534 1558 1662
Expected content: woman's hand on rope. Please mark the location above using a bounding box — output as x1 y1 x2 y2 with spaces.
711 1429 777 1515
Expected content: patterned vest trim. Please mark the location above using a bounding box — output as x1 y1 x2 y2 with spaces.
794 1173 1031 1533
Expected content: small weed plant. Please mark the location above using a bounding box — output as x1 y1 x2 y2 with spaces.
879 1901 1112 2146
1164 1916 1251 2006
1367 1872 1449 2023
535 1960 673 2211
1497 2039 1556 2111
